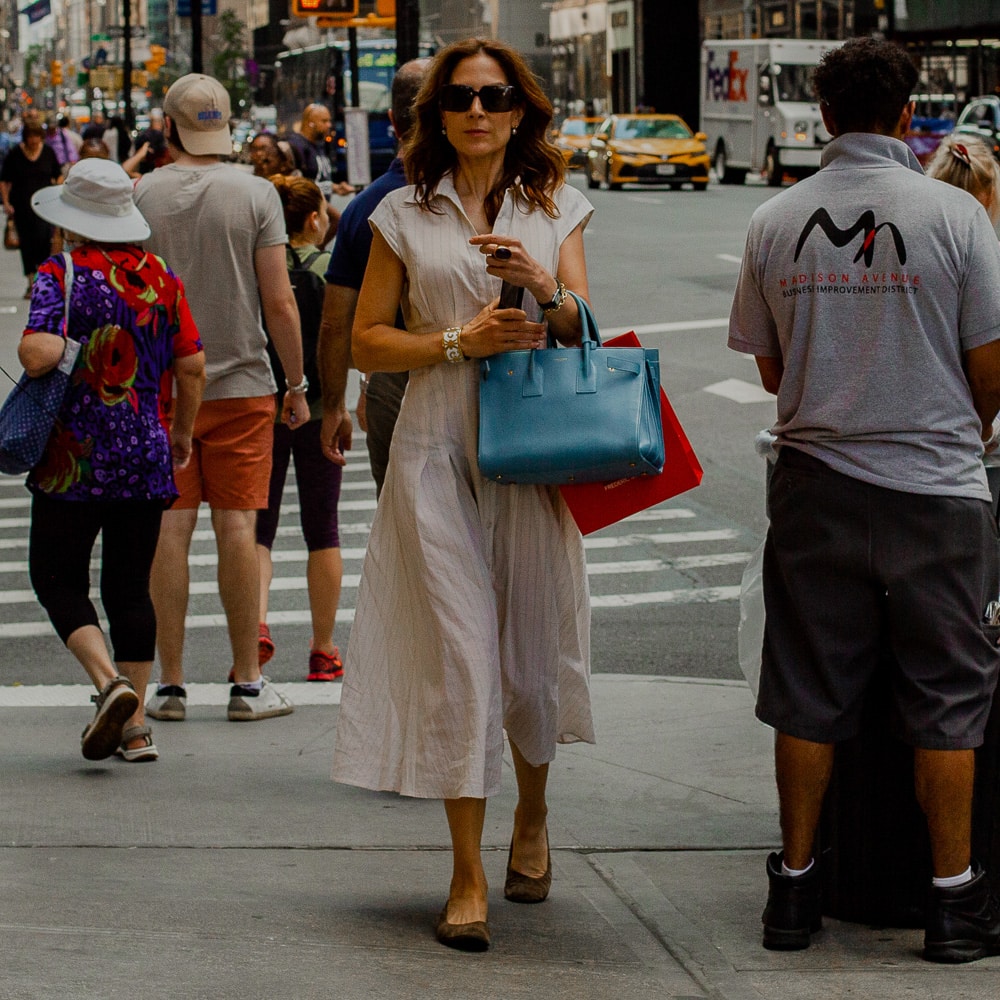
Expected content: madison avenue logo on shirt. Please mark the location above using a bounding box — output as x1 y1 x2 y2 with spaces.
779 207 918 299
794 208 906 266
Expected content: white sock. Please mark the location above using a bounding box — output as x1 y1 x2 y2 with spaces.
932 866 972 889
236 678 264 692
781 857 815 878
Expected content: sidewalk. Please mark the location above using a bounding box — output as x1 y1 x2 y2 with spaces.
3 206 1000 1000
3 675 999 1000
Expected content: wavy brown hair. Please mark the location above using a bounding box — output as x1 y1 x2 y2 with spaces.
405 38 565 225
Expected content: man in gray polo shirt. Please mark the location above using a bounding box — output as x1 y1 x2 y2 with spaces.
730 37 1000 963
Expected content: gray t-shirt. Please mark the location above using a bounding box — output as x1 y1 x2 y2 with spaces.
134 162 287 400
729 133 1000 500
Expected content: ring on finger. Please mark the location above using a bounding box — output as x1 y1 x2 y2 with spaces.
493 246 512 261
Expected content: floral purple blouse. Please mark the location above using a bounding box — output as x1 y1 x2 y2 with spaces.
23 245 202 501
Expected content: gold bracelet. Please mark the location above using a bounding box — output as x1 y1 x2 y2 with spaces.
540 279 567 315
442 326 465 364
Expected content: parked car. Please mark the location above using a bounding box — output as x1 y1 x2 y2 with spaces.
552 116 603 169
954 95 1000 160
586 114 710 191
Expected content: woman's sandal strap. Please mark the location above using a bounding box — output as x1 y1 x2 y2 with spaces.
120 725 152 745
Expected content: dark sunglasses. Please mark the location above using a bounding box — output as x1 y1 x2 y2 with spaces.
439 84 519 113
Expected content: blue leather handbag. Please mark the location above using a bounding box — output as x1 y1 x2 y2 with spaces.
477 292 665 485
0 253 80 476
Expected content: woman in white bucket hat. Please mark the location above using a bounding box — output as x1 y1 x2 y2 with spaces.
19 158 206 764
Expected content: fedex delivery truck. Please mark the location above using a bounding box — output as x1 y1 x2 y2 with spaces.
700 39 843 186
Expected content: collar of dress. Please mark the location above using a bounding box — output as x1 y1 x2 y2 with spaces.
404 171 523 215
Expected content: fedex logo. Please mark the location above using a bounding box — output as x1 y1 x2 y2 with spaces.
705 49 749 102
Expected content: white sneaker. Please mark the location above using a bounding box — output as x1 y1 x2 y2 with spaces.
227 678 294 721
146 685 186 721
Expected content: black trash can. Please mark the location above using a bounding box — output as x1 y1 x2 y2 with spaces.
817 623 1000 925
816 663 931 927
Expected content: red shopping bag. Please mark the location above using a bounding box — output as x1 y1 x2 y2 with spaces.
560 332 703 535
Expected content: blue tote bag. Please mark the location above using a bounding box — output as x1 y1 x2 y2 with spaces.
0 253 80 475
477 291 665 485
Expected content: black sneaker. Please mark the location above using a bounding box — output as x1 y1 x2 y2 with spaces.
924 864 1000 963
762 851 822 951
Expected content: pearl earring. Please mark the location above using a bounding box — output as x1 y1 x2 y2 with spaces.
441 127 447 135
511 125 518 135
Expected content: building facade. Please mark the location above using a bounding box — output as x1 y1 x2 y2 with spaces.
11 0 1000 126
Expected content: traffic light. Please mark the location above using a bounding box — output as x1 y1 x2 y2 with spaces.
290 0 357 18
50 60 63 86
146 45 166 75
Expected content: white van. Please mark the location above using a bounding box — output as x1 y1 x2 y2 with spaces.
700 39 843 186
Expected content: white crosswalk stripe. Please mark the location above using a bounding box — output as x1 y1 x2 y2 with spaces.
0 460 753 688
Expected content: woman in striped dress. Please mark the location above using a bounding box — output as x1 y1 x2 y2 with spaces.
332 38 596 952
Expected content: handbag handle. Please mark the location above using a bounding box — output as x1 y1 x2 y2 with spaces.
483 289 602 388
543 290 601 349
567 291 601 347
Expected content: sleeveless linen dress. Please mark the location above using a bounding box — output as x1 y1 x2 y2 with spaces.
332 176 596 799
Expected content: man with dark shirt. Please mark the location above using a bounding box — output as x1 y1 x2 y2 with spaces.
317 59 430 491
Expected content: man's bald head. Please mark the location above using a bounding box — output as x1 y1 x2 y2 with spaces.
300 104 332 142
390 58 432 141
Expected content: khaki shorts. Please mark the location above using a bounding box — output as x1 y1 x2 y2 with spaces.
172 397 276 510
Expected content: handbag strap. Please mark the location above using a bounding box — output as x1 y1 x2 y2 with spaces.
55 251 83 376
567 291 601 347
61 250 75 340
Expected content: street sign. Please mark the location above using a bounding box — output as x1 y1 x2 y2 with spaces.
106 25 148 39
89 67 115 90
292 0 356 16
344 107 371 188
176 0 217 15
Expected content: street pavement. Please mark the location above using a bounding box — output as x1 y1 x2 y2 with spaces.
2 205 1000 999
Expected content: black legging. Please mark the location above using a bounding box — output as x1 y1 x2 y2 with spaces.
29 494 163 661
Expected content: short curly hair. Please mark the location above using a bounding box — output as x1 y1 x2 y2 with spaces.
813 37 917 135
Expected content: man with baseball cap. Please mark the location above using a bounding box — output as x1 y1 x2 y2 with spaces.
135 73 309 723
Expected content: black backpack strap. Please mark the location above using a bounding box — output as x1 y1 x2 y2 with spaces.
288 245 322 271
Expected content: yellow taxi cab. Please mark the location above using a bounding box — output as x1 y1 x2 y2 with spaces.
586 114 710 191
552 116 604 169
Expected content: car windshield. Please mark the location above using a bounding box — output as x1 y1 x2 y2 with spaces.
614 118 691 140
771 63 816 103
561 119 598 137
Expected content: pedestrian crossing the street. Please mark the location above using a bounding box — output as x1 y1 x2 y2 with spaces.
0 455 753 705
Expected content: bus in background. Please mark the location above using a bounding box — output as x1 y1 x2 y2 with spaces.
274 36 402 183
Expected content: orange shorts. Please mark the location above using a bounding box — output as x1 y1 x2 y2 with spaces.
172 397 276 510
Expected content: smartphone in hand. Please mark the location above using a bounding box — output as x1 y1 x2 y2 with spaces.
498 281 524 310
